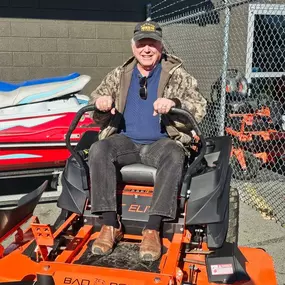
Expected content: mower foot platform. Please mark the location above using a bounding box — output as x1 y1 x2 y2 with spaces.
75 240 161 273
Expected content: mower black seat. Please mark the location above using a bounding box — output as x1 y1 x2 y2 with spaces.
119 164 156 185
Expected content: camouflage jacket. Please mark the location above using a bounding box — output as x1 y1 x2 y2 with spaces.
89 53 207 145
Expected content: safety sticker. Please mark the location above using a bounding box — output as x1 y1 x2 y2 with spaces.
211 264 234 275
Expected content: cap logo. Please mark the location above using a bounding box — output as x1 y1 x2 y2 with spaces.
140 23 156 32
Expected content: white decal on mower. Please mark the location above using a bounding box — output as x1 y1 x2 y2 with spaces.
211 264 234 275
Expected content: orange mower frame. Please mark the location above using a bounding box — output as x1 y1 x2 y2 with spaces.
0 106 278 285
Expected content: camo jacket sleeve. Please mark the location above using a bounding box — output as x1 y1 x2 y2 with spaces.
89 67 121 125
166 67 207 123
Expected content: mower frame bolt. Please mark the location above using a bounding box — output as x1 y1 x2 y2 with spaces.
43 265 50 271
154 277 161 283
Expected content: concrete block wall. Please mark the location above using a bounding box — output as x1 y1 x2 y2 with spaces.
0 18 136 96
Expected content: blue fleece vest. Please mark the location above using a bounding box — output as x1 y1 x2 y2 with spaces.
119 63 167 144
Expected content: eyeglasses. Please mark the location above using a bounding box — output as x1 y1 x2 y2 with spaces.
139 76 147 100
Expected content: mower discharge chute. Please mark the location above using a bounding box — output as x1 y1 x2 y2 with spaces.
0 105 278 285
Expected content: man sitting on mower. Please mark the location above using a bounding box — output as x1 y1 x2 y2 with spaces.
88 20 207 261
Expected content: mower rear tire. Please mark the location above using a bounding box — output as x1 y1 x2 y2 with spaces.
226 187 239 244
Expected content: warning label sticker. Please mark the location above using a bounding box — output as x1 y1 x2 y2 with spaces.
211 264 234 275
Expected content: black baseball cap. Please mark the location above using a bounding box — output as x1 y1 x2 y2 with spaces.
133 20 162 42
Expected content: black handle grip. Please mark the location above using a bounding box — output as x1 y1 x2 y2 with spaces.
169 107 203 137
169 107 206 156
66 105 97 144
65 105 97 166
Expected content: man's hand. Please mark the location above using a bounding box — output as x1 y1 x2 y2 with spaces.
153 98 175 116
95 95 115 115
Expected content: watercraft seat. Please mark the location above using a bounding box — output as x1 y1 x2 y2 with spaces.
0 73 80 92
0 73 91 108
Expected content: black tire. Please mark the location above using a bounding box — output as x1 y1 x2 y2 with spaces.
231 151 261 180
226 187 239 244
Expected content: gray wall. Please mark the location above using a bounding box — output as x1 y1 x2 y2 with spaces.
1 0 283 98
0 18 136 95
0 0 164 95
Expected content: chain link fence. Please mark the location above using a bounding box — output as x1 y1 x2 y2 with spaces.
148 0 285 226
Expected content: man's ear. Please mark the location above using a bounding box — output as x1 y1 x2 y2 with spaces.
131 38 135 52
131 42 136 55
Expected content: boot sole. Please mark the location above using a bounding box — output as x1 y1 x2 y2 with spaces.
139 252 161 262
92 247 113 256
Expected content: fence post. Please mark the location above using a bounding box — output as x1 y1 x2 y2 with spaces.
146 3 152 20
219 0 231 136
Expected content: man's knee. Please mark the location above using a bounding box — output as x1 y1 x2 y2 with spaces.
171 147 185 165
89 140 111 162
164 141 185 164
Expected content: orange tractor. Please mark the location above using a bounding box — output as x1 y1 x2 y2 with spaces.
0 106 277 285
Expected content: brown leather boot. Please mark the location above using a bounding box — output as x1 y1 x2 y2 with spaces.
139 229 161 261
91 223 123 256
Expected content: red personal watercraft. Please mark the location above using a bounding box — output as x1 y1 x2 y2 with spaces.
0 73 98 202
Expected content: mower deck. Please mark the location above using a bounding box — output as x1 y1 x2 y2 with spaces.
0 209 277 285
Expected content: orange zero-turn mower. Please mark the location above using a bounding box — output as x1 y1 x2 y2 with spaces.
0 105 277 285
225 105 285 179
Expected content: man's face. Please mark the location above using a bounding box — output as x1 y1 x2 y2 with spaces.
132 38 163 70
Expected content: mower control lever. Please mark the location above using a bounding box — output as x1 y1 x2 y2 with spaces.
65 104 97 166
66 105 207 184
169 108 207 200
169 107 203 137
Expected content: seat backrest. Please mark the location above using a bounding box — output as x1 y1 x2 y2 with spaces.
119 164 156 185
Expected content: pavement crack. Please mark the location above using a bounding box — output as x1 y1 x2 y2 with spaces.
245 235 285 247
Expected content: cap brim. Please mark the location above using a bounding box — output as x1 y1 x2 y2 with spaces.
133 33 162 42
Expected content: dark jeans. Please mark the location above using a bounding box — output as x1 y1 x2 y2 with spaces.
88 134 185 220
